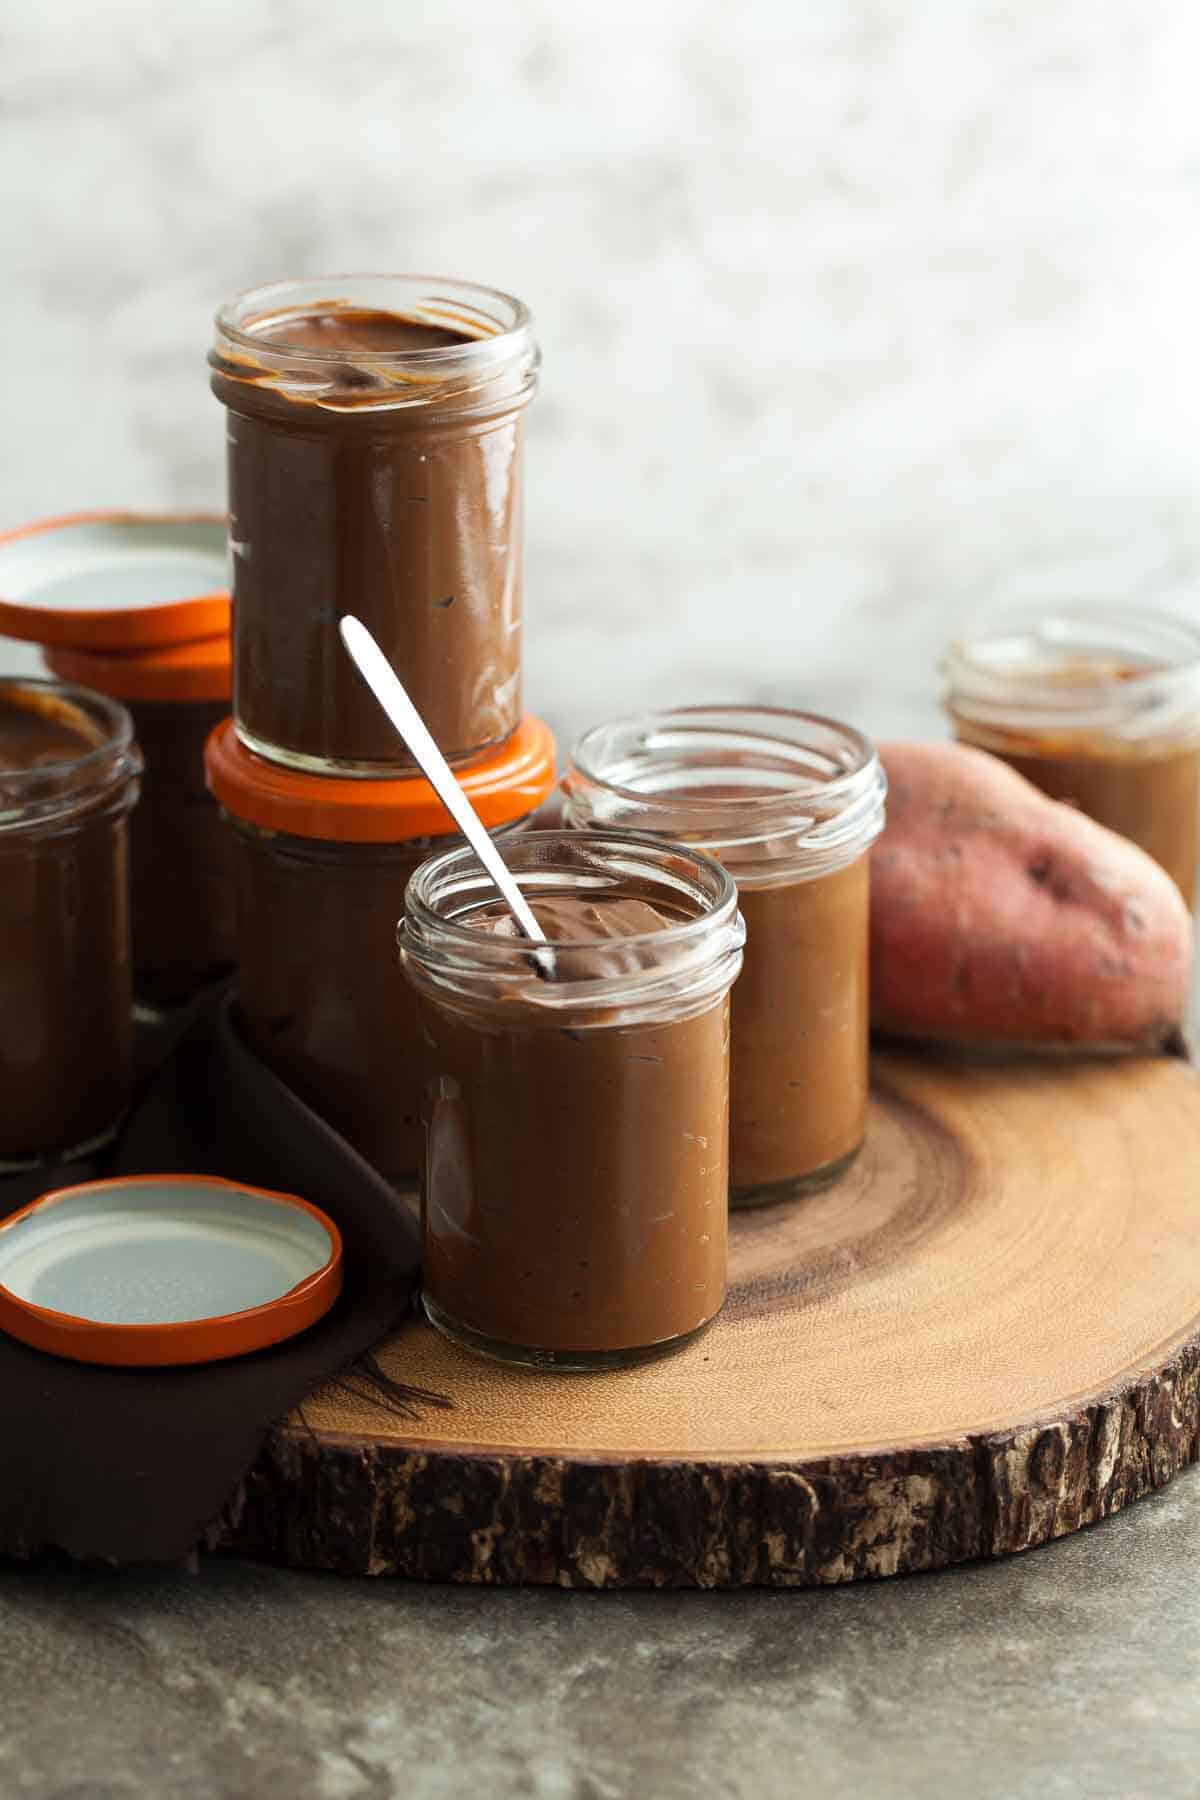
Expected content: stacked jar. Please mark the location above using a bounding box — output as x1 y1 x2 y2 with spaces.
45 633 236 1003
0 677 142 1167
205 275 555 1183
945 605 1200 907
0 512 236 1009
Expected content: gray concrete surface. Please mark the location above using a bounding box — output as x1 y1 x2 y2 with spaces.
3 1464 1200 1800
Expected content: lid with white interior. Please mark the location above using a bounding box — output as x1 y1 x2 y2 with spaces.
0 511 230 652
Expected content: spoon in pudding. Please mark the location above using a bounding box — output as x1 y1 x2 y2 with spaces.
339 614 554 977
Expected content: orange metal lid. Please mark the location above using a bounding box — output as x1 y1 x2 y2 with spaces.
45 633 231 704
0 511 230 652
204 713 558 842
0 1175 343 1368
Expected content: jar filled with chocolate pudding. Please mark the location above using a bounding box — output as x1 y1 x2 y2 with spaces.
210 275 539 775
946 606 1200 907
0 678 141 1165
46 636 235 1006
401 829 745 1369
563 708 886 1208
205 716 555 1185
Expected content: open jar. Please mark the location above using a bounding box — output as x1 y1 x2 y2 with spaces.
401 829 745 1368
205 716 556 1185
0 678 141 1165
946 606 1200 906
563 707 886 1207
210 275 539 775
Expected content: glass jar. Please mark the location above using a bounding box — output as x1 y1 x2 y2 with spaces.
205 715 555 1185
0 678 141 1165
401 829 745 1369
563 707 886 1207
46 635 235 1005
210 275 539 775
946 606 1200 906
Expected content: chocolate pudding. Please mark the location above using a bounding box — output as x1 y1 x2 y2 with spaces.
46 641 238 1005
0 688 104 764
125 698 236 1003
206 714 556 1185
402 833 745 1368
953 721 1200 908
563 708 887 1206
231 827 448 1184
731 858 870 1198
245 309 469 357
210 277 538 773
0 682 140 1163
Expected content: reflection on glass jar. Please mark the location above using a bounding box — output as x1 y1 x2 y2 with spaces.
0 678 141 1165
210 275 539 776
401 829 745 1369
564 707 886 1207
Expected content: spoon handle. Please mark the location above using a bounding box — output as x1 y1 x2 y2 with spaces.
339 615 549 946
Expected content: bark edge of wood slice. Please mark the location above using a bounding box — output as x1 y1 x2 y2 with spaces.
218 1047 1200 1588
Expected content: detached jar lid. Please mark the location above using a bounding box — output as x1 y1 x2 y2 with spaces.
0 1175 342 1367
0 511 230 652
45 633 231 705
205 713 558 843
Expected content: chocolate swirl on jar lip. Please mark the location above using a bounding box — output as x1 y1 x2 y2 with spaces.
0 679 142 833
400 828 745 1023
945 603 1200 746
562 706 887 885
210 273 539 418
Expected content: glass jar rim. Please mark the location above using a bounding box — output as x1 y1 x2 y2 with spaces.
563 706 886 882
945 603 1200 741
569 704 878 811
0 677 141 831
213 273 533 368
0 677 134 783
401 828 744 1019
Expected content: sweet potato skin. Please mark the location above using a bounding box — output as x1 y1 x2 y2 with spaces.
871 741 1193 1049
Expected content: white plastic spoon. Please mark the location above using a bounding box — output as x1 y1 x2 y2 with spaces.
339 614 554 974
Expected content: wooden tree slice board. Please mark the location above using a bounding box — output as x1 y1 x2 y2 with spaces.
221 1047 1200 1587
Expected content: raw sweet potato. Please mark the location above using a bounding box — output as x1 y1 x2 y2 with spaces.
870 740 1193 1049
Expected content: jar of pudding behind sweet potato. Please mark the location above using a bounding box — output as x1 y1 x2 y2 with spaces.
0 678 142 1165
946 606 1200 907
204 716 556 1185
563 707 887 1208
46 636 235 1005
210 275 539 776
401 829 745 1369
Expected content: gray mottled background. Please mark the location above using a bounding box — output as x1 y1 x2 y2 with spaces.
5 0 1200 748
